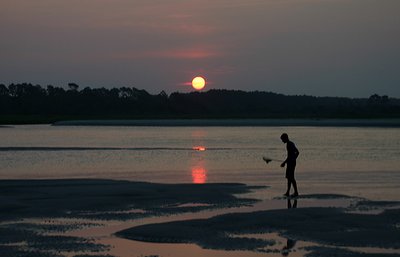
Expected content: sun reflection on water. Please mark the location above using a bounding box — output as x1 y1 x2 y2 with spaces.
192 146 206 151
192 166 207 184
191 145 207 184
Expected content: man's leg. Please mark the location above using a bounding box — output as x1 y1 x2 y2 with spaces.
288 163 299 196
291 179 299 196
285 179 291 196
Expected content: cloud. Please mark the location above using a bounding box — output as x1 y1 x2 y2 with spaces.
155 48 220 59
112 46 222 60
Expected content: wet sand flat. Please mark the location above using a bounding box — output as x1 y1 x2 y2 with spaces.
1 179 400 257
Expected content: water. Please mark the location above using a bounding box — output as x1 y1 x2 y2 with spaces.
1 125 399 200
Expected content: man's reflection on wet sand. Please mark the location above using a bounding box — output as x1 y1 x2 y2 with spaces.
282 198 298 256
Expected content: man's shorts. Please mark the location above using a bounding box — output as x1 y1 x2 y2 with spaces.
286 161 296 180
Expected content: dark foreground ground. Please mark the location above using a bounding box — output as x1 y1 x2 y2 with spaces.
1 179 399 257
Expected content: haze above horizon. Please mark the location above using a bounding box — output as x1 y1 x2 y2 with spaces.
1 0 399 97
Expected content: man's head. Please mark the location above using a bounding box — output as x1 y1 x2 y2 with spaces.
280 133 289 143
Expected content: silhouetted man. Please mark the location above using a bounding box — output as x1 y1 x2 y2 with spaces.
280 133 299 197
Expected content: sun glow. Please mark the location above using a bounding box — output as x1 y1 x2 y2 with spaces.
192 76 206 90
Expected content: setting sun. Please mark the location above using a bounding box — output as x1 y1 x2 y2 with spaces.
192 76 206 90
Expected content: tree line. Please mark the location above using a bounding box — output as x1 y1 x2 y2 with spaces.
1 83 399 124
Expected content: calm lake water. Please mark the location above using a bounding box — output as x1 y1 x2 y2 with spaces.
1 124 399 200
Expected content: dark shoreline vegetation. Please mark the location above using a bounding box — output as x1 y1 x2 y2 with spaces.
1 83 400 124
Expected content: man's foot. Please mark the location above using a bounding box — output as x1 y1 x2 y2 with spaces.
284 192 290 197
290 192 299 198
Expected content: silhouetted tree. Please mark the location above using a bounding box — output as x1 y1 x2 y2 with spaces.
368 94 389 105
68 83 79 91
0 84 8 96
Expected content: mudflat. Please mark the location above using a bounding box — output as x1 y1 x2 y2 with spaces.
1 179 399 257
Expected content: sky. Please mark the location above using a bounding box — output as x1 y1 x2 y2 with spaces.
1 0 400 97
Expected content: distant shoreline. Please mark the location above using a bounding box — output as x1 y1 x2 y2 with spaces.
52 118 400 127
2 85 400 126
